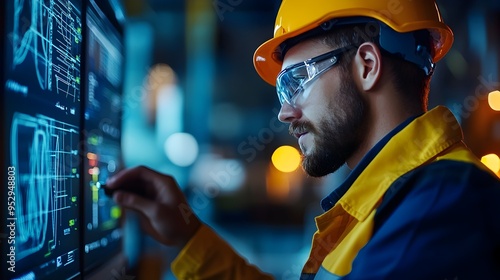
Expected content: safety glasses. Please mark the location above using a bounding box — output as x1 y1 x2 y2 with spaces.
276 46 353 106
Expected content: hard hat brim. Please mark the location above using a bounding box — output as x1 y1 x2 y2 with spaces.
253 23 320 87
253 18 453 87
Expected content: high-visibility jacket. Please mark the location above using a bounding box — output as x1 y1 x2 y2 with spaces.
171 106 500 279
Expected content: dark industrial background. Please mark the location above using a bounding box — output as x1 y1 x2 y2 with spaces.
114 1 500 278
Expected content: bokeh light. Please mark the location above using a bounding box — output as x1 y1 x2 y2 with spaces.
164 133 199 167
481 153 500 173
488 90 500 111
271 145 301 173
190 154 245 193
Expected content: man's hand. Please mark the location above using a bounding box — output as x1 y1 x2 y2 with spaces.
106 166 201 247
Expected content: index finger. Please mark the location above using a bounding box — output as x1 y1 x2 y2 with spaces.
105 165 169 199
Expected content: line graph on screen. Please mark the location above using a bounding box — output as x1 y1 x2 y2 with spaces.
11 0 82 101
10 113 79 260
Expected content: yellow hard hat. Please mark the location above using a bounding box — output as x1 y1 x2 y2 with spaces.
253 0 454 86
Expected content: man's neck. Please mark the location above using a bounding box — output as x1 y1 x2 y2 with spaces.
346 96 425 169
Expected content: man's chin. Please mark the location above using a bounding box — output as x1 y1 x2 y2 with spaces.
301 154 345 178
302 157 326 178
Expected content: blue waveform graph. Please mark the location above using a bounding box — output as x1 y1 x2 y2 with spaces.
11 0 82 101
10 113 80 261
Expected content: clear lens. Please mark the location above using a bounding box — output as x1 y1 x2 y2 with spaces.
276 46 350 106
276 65 308 105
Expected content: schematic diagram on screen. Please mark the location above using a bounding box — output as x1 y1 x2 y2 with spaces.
10 112 80 262
10 0 82 101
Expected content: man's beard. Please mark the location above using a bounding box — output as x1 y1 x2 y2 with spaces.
291 72 367 177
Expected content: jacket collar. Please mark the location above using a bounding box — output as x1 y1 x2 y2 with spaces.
320 113 418 211
319 106 464 222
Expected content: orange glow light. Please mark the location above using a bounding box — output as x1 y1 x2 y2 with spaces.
87 152 98 160
488 90 500 111
266 163 290 202
271 145 301 173
481 154 500 174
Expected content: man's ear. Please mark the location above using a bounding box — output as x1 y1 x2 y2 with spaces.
353 42 382 91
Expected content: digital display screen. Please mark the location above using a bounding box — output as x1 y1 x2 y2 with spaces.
82 0 124 273
1 0 83 279
1 0 126 278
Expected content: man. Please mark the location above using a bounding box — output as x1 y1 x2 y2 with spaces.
107 0 500 279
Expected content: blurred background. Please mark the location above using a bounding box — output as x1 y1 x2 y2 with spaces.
114 0 500 278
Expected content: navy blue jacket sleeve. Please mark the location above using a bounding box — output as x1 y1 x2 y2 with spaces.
344 160 500 280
